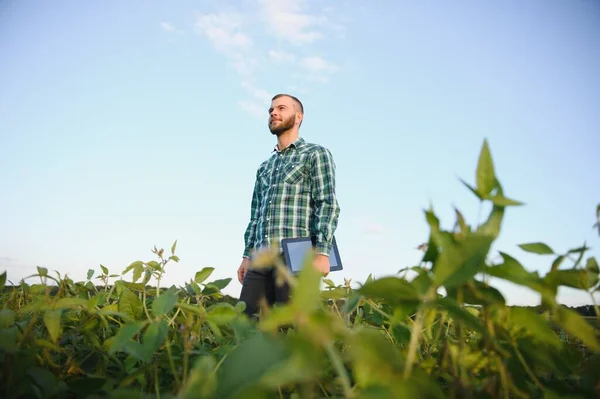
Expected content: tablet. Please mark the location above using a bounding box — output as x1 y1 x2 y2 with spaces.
281 236 343 274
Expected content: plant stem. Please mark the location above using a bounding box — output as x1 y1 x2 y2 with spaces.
589 291 600 319
514 345 544 391
403 305 425 379
154 364 160 399
165 340 181 390
324 341 353 398
142 289 153 321
495 357 510 399
364 298 393 320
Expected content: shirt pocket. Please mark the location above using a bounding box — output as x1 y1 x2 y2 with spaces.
258 168 271 189
282 161 308 185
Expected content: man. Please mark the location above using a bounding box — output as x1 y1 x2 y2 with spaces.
237 93 341 318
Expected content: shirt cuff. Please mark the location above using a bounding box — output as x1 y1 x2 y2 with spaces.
315 241 332 256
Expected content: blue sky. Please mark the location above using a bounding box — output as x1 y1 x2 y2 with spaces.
1 0 599 306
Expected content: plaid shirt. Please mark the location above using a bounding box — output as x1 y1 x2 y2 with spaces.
243 137 340 258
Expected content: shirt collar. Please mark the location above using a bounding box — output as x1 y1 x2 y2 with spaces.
273 136 305 153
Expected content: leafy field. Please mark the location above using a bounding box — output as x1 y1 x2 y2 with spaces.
1 140 599 399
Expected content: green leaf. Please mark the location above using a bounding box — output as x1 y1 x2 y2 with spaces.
234 301 246 313
118 287 143 321
0 271 5 290
454 207 468 236
0 327 18 353
460 178 484 201
545 269 599 291
169 255 180 262
343 292 361 313
586 257 599 274
141 320 168 362
108 321 147 354
0 309 15 328
26 366 69 398
421 206 442 265
551 255 566 272
179 356 217 399
146 261 160 271
489 194 524 206
432 232 494 289
100 264 109 275
485 252 555 304
212 278 232 290
132 263 143 283
37 266 48 277
477 204 504 239
348 327 405 387
509 307 562 347
87 269 94 280
122 261 143 276
291 253 324 312
518 242 554 255
214 331 291 398
555 306 600 352
357 276 421 305
171 239 177 255
195 267 215 284
43 309 62 343
476 138 495 198
428 297 485 334
152 287 178 317
323 278 336 288
207 303 238 325
447 280 505 306
67 377 107 397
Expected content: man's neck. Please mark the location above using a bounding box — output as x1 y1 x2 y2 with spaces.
276 130 299 151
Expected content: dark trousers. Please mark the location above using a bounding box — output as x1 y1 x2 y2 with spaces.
239 261 291 319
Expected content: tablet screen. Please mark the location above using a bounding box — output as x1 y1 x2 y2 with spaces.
284 238 341 273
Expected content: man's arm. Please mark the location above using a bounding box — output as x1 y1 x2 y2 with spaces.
242 170 261 258
310 146 341 256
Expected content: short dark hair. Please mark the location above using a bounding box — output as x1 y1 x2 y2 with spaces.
271 93 304 114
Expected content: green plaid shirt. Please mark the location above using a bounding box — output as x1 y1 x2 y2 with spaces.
243 137 340 258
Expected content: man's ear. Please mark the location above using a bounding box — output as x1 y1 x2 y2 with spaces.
296 113 303 125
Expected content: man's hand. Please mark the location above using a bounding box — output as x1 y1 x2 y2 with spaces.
237 257 251 284
313 254 330 276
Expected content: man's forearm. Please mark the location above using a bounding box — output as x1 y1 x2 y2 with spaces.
243 172 261 258
310 147 340 256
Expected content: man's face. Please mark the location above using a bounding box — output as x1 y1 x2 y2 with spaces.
268 96 300 136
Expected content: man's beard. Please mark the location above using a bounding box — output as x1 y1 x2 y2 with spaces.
269 115 295 136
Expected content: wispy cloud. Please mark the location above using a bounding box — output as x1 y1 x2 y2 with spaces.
360 217 390 235
259 0 326 45
238 100 266 118
195 12 257 76
160 21 184 35
195 13 252 54
300 56 338 82
192 2 347 116
268 50 297 63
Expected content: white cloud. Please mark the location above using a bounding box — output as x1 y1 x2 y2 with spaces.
259 0 326 45
299 56 338 82
195 12 252 55
242 81 271 103
238 100 266 118
195 12 258 77
268 50 296 63
160 21 184 35
300 56 337 72
192 3 346 115
362 220 389 235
